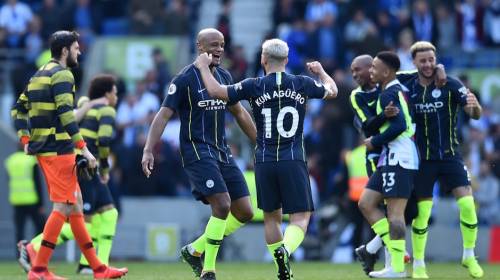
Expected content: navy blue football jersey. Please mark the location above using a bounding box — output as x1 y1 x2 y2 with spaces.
401 76 468 160
162 64 234 165
227 72 327 162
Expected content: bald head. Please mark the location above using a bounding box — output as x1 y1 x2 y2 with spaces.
196 28 225 66
351 54 374 89
352 55 373 68
197 28 223 44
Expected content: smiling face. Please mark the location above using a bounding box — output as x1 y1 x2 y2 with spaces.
369 57 388 84
351 56 373 88
197 30 225 66
413 50 436 79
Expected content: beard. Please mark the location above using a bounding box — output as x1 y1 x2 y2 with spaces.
66 55 79 68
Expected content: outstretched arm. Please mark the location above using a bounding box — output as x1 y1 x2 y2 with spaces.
195 53 229 101
74 97 109 122
142 107 174 177
228 103 257 145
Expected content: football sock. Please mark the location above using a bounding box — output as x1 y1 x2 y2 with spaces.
371 218 391 247
390 239 405 273
366 235 383 254
457 196 478 254
267 241 283 270
31 223 74 252
69 213 104 271
97 208 118 265
411 200 433 261
283 224 304 254
190 213 244 255
79 220 97 266
32 211 66 270
203 216 226 271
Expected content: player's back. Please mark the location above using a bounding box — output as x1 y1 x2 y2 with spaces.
229 72 327 162
77 99 116 156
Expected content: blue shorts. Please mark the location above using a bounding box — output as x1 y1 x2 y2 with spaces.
79 174 115 215
183 158 249 204
255 161 314 214
414 159 471 198
366 164 416 199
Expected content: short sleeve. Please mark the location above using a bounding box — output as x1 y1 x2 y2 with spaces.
448 78 468 107
227 78 254 105
302 76 328 99
162 75 187 111
396 70 418 88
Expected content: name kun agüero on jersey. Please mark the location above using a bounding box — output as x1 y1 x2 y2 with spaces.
255 89 306 107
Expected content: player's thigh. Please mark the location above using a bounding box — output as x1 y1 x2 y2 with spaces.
255 162 281 212
276 161 314 214
79 175 98 215
439 159 472 195
380 165 415 199
94 181 115 211
414 161 438 199
37 154 79 204
219 158 250 201
184 159 228 204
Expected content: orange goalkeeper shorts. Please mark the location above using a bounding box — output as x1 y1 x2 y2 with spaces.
37 153 81 204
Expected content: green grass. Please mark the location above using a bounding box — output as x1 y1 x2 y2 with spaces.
1 261 499 279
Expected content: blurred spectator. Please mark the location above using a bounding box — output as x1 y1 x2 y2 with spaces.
435 4 457 52
129 0 166 34
216 0 232 55
409 0 436 43
273 0 300 26
164 0 189 35
457 0 485 52
483 0 500 46
116 80 160 147
396 28 415 71
22 14 42 64
305 0 340 72
284 19 308 74
36 0 62 40
344 9 375 44
229 45 248 82
151 47 171 98
0 0 33 48
376 10 398 47
474 161 499 225
378 0 410 26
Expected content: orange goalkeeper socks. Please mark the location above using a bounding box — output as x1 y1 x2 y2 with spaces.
69 213 105 271
32 211 66 271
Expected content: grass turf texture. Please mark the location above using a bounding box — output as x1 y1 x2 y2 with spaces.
1 262 499 279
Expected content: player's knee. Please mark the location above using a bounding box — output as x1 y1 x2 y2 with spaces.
389 219 406 239
211 199 231 219
238 208 254 223
358 199 373 215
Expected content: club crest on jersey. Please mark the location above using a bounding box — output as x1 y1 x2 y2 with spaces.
206 179 214 188
431 89 441 98
167 84 177 95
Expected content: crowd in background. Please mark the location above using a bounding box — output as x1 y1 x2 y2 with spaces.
0 0 499 227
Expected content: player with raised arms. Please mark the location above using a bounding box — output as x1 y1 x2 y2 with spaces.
194 38 338 280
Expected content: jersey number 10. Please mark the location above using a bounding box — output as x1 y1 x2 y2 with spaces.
261 106 299 138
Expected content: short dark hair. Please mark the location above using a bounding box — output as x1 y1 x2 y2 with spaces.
49 30 79 59
376 51 400 72
88 74 116 100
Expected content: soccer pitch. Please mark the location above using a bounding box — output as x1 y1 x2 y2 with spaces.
1 262 500 279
